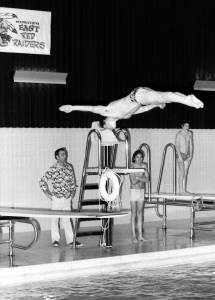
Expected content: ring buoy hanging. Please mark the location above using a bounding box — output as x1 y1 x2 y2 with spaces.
99 169 120 202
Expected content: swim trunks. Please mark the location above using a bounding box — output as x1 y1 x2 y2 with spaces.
130 189 145 202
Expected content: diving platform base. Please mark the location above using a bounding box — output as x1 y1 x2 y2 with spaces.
145 193 215 240
0 207 128 259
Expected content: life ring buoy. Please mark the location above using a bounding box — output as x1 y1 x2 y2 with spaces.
99 169 120 202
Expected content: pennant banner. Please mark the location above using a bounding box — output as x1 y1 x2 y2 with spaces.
0 7 51 55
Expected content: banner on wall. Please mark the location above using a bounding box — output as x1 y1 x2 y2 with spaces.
0 7 51 55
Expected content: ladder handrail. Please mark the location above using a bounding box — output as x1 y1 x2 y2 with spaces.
85 129 102 174
156 143 177 194
138 143 152 201
155 143 177 218
78 129 102 210
114 128 130 169
12 218 41 250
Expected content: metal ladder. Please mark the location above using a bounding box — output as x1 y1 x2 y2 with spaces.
73 128 131 248
73 129 106 247
73 129 121 247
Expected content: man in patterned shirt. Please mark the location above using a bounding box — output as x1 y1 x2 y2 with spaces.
39 147 83 247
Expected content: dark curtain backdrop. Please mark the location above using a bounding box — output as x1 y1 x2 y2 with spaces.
0 0 214 128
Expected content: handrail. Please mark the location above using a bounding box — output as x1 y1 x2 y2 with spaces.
86 129 102 175
114 128 131 169
156 143 177 194
138 143 151 201
78 129 102 210
155 143 177 218
0 217 41 257
12 218 41 250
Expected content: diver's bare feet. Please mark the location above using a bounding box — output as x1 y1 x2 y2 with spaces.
185 95 204 109
137 236 147 242
159 103 166 109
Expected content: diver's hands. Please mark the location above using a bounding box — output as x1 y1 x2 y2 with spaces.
159 103 166 109
59 105 73 113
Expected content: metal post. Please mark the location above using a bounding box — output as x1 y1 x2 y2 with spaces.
172 144 177 194
102 145 113 247
162 227 167 249
162 199 167 230
8 220 14 257
190 205 195 239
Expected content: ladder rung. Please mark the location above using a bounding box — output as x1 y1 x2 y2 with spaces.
81 199 107 206
83 183 99 190
86 171 99 175
77 230 103 237
86 167 99 171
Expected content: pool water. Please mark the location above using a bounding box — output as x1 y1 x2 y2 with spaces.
1 262 215 299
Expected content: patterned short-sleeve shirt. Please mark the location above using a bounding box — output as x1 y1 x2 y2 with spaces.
39 162 76 199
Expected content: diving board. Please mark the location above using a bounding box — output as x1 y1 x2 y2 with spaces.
86 167 146 175
145 193 215 207
145 192 201 201
199 194 215 201
111 168 146 174
0 206 128 219
0 207 129 258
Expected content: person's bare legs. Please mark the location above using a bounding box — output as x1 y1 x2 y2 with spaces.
137 201 146 241
142 201 145 233
136 89 203 109
159 92 203 109
177 160 185 194
184 159 192 193
130 201 137 241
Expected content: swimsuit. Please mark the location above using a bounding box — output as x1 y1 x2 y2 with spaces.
130 189 145 202
129 87 142 103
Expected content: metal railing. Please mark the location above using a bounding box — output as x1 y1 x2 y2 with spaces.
155 143 177 217
156 143 177 194
78 129 102 210
0 217 41 257
114 128 130 169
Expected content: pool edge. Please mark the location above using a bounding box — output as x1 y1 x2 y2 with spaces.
1 244 215 286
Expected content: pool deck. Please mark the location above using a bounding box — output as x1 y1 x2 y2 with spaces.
1 217 215 285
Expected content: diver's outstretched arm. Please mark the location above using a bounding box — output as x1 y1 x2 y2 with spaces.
59 105 108 116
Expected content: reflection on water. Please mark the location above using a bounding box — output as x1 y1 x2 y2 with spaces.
1 262 215 299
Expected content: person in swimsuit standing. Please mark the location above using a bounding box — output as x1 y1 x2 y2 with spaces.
129 149 149 242
175 121 194 194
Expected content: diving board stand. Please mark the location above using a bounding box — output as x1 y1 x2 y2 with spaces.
0 207 128 258
145 193 215 239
